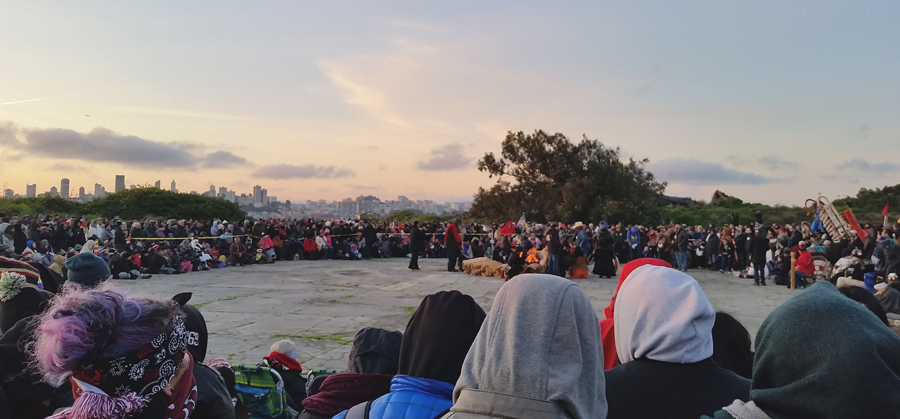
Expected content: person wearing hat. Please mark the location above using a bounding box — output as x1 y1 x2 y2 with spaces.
0 271 54 333
64 252 111 288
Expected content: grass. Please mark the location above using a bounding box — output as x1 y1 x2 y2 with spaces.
272 332 354 345
327 295 354 304
403 306 417 314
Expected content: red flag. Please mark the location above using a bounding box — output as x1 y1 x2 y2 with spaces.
884 202 890 216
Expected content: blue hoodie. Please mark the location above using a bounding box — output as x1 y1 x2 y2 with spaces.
626 226 640 248
333 375 454 419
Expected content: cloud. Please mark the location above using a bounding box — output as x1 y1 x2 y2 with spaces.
21 126 197 168
0 122 21 146
251 164 355 179
756 155 794 171
647 158 774 185
835 158 900 174
417 144 470 171
48 162 88 172
202 150 249 168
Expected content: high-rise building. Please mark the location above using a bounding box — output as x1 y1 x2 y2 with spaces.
154 180 161 189
49 186 59 196
253 185 263 203
25 184 36 198
170 180 177 193
78 186 86 200
115 175 125 192
209 185 216 195
94 183 107 198
260 188 267 205
3 189 13 198
60 178 70 198
218 186 227 198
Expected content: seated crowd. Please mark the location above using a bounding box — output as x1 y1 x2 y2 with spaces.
0 213 899 418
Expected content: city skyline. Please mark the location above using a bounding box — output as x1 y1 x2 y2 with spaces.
2 2 899 206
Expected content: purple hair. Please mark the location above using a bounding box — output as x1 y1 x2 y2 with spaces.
32 284 177 384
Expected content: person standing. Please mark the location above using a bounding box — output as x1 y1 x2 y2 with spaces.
675 224 689 272
445 219 463 272
749 227 768 286
409 221 423 271
362 221 378 260
546 223 561 276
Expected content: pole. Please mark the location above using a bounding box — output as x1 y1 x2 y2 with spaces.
790 251 797 290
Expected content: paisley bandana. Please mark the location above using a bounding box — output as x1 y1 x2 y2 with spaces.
73 315 189 399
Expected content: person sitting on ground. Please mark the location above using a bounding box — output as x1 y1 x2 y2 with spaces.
172 292 236 419
335 290 486 419
303 235 319 260
262 339 306 415
440 274 606 419
711 312 754 379
253 248 271 264
568 246 589 279
230 239 249 266
33 285 198 419
875 282 900 316
316 230 333 260
108 249 151 280
794 241 815 286
599 258 673 370
839 285 889 326
703 282 900 419
146 245 180 274
604 265 750 419
64 252 111 288
298 327 402 419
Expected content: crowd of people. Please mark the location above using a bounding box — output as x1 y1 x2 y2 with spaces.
1 212 900 418
0 257 898 419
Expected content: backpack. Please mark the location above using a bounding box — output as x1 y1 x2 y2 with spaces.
232 364 290 419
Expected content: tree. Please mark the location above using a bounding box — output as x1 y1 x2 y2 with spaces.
469 130 666 224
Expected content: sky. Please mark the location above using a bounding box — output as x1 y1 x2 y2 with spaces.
1 1 899 205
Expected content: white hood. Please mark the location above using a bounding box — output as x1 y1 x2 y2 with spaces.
614 265 715 364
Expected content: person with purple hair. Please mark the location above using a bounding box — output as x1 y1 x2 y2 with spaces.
33 285 198 419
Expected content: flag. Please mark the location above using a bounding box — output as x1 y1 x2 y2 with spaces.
518 212 526 225
883 202 890 216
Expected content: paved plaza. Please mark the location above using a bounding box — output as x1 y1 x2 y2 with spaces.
114 258 795 370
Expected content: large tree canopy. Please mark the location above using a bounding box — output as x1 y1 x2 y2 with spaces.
469 130 666 224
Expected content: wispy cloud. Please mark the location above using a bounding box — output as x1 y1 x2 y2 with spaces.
836 158 900 174
251 164 355 179
647 158 774 185
417 144 470 171
318 62 413 129
0 93 80 106
121 106 283 122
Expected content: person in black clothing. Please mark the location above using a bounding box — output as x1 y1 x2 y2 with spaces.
408 221 423 271
735 228 749 270
749 226 769 286
546 223 562 276
362 222 378 260
612 224 629 265
593 228 617 278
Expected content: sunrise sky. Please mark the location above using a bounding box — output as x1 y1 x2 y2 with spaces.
1 1 898 205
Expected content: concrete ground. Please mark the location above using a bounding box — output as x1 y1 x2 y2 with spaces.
112 258 795 370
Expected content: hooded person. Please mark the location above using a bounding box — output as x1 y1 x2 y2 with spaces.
64 252 111 288
335 290 486 419
34 285 198 419
599 258 672 369
439 274 607 419
172 293 235 419
298 328 402 419
0 271 54 333
605 265 750 419
711 312 754 380
704 282 900 419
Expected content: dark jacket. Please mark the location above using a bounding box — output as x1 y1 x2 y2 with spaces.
192 363 237 419
749 233 769 264
605 358 750 419
144 253 171 274
409 226 424 252
676 229 689 252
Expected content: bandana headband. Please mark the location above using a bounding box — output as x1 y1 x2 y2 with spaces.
73 315 188 399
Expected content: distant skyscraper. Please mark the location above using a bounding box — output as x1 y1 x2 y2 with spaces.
170 180 177 193
78 186 86 200
49 186 59 196
154 180 161 189
209 185 216 195
3 189 13 198
60 178 70 198
25 184 36 198
218 186 227 198
253 185 263 203
115 175 125 192
94 183 107 198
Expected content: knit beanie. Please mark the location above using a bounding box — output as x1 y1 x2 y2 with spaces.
0 271 54 333
64 252 110 288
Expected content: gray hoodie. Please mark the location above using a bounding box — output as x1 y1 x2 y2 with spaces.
442 274 607 419
614 264 715 364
